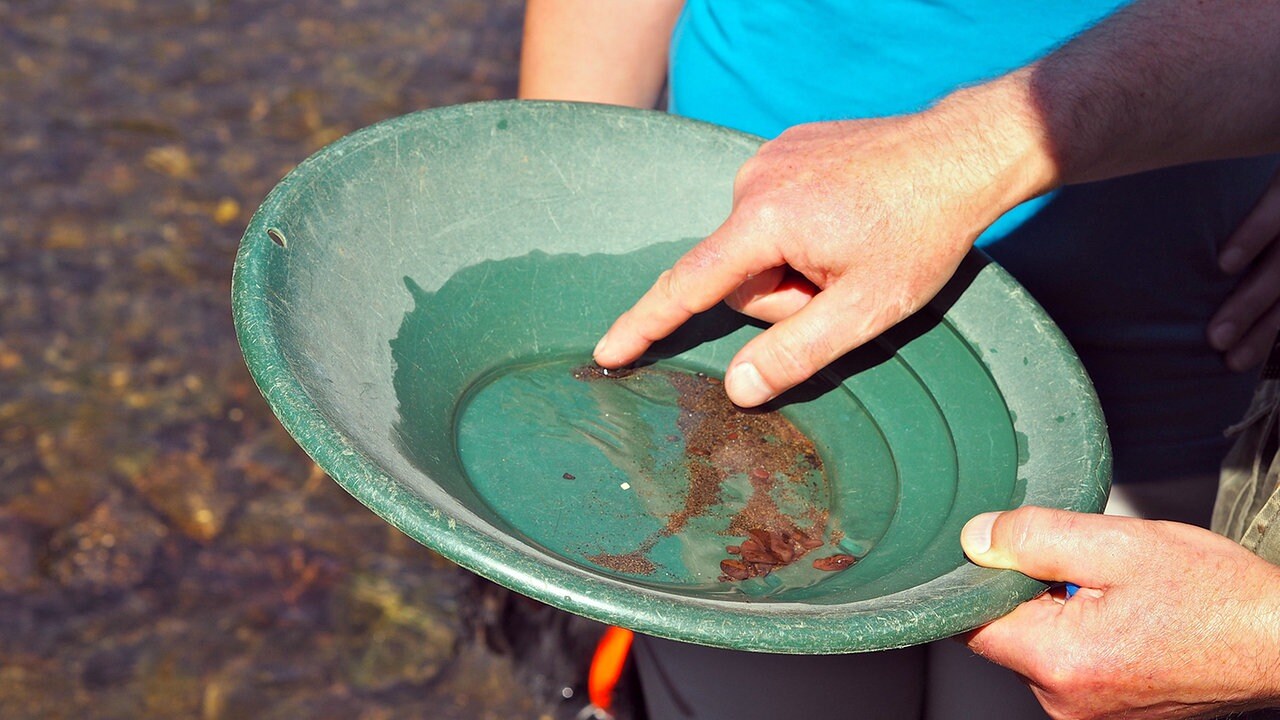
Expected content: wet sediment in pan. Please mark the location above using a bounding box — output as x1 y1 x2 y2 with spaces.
574 364 857 581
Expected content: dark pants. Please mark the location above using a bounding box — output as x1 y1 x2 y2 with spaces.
633 635 926 720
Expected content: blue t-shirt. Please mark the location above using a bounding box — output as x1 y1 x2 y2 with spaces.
668 0 1278 483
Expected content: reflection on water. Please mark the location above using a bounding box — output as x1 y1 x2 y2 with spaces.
0 0 605 718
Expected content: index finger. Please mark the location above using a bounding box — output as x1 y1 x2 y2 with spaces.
593 219 783 367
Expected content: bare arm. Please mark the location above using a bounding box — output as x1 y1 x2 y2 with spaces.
969 0 1280 188
519 0 684 108
595 0 1280 405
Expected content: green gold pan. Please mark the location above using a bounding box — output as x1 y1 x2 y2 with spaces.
232 100 1111 653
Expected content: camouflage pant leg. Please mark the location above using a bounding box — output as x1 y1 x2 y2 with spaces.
1213 335 1280 562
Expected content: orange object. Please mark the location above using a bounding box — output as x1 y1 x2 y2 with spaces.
587 626 634 714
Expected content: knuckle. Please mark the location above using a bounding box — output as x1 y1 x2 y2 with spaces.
739 197 783 230
759 331 826 385
760 339 810 384
777 322 838 378
1030 655 1083 696
655 269 678 299
1004 506 1050 554
734 155 761 187
655 269 696 316
1002 506 1100 562
682 235 727 270
1109 516 1154 554
802 333 838 372
1054 508 1089 544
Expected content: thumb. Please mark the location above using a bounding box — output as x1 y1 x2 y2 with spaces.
960 506 1137 587
724 281 903 407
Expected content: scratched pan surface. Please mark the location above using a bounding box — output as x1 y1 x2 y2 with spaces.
232 101 1110 653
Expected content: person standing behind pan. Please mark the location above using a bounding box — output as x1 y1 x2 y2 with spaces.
521 1 1280 717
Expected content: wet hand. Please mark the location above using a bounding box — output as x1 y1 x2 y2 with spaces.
1210 167 1280 372
593 100 1052 407
961 507 1280 719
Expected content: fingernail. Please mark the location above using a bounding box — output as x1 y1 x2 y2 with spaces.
961 512 1001 556
593 335 609 359
1209 321 1236 350
726 362 773 407
1220 248 1244 273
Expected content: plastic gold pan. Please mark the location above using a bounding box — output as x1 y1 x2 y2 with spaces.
232 101 1110 653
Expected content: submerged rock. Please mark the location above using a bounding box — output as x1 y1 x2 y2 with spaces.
0 514 39 594
48 494 168 597
330 570 461 691
127 450 236 543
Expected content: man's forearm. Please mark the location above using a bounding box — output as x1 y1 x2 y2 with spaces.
519 0 683 108
932 0 1280 207
591 0 1280 406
